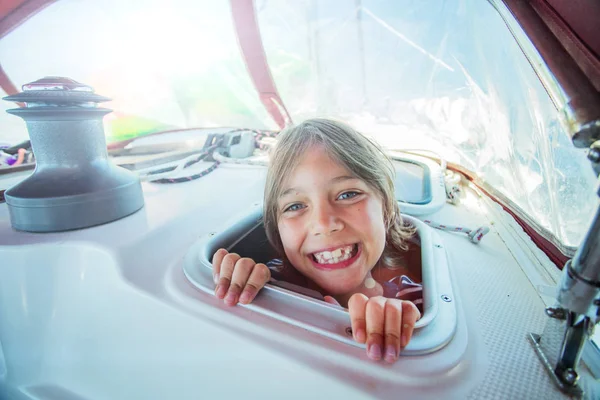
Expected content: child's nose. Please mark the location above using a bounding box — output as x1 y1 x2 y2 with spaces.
310 202 343 236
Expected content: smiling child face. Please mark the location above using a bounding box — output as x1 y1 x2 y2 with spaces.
277 145 386 295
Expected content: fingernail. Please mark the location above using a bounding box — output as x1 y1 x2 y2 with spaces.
216 285 227 299
213 273 219 284
367 343 382 360
354 328 366 343
224 291 236 305
385 345 397 362
239 292 251 304
401 334 408 348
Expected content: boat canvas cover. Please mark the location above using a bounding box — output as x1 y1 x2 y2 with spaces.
0 0 598 253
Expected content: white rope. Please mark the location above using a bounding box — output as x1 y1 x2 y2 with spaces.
136 149 213 182
422 219 490 244
444 170 462 205
213 151 269 166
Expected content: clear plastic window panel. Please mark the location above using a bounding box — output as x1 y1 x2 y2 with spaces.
255 0 598 249
0 0 278 145
0 0 597 248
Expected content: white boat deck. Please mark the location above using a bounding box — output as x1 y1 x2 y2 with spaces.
0 163 596 399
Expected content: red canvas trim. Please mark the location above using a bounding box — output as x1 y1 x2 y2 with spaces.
475 184 570 269
546 0 600 60
532 0 600 92
448 164 570 269
502 0 600 131
0 0 56 39
0 64 24 107
229 0 291 129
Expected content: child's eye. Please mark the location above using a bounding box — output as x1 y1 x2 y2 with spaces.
337 191 360 200
283 203 305 213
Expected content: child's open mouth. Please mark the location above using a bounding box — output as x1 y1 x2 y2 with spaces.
309 243 360 270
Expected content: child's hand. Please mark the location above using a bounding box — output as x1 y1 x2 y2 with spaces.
212 248 271 306
347 294 421 363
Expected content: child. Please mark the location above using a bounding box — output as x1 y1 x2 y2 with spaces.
212 118 422 364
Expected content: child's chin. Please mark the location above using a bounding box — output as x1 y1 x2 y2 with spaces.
318 277 364 296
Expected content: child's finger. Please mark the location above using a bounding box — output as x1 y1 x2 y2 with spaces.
400 301 421 348
239 263 270 304
215 252 240 299
211 248 229 284
348 293 368 343
365 296 386 361
224 258 255 306
383 300 403 363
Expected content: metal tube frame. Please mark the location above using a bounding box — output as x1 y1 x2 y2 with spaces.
529 153 600 397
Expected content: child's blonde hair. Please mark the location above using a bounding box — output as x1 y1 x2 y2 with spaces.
263 118 414 269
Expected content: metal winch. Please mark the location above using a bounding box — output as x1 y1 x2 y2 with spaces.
2 77 144 232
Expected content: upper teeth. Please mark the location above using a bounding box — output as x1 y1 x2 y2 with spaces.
313 245 354 264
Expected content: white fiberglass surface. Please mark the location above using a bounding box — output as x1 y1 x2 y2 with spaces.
0 163 585 399
0 244 377 399
185 212 457 355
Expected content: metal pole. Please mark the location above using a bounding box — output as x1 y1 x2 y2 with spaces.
530 175 600 397
355 0 367 104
